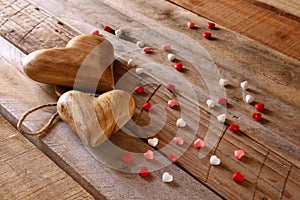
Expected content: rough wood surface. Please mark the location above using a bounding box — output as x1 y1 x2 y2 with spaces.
0 115 93 200
255 0 300 18
0 38 222 200
1 0 300 199
166 0 300 61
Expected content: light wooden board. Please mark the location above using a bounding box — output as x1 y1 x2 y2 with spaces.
255 0 300 18
1 0 300 199
166 0 300 61
0 115 93 200
0 38 222 199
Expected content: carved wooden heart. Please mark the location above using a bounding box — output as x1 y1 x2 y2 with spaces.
23 34 114 92
57 90 135 147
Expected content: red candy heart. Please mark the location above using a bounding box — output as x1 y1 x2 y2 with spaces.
104 25 112 32
166 84 176 92
91 30 99 35
143 47 152 54
142 102 151 111
207 22 215 29
167 154 177 162
139 166 150 177
229 124 240 132
187 21 195 29
218 98 228 105
203 32 212 39
255 103 264 112
233 172 244 183
252 112 262 121
122 153 132 163
174 63 183 71
135 86 144 94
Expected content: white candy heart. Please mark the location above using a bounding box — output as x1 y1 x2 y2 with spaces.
176 118 186 127
136 41 145 48
127 59 135 67
219 79 229 87
135 67 144 74
148 138 158 147
206 99 216 108
162 172 173 183
115 29 123 37
217 114 226 123
167 54 176 62
240 81 248 90
210 155 221 165
245 94 254 104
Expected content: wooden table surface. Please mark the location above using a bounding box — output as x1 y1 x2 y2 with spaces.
0 0 299 199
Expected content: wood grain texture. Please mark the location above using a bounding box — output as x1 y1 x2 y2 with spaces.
0 38 222 199
1 0 300 199
167 0 300 61
0 115 93 200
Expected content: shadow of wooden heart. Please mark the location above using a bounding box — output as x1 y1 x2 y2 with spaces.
23 34 114 92
57 90 135 148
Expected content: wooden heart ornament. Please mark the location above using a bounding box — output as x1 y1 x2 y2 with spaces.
57 90 135 147
23 34 114 92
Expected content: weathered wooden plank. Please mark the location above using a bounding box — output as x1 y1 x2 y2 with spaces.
283 165 300 199
0 115 93 200
0 38 223 199
254 0 300 18
166 0 300 61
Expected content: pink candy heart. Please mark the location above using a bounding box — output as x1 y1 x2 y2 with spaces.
121 153 132 163
168 100 178 108
194 138 205 148
173 136 184 145
144 150 154 160
234 150 245 160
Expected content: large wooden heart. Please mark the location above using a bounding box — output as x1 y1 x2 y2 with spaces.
57 90 135 147
23 34 114 92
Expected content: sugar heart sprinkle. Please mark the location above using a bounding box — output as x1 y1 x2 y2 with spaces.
168 100 178 108
176 118 186 127
173 136 184 145
167 54 176 62
91 30 99 35
162 44 171 51
167 154 177 162
127 59 135 67
240 81 248 90
245 95 254 104
137 41 145 48
210 155 221 165
142 102 151 111
135 67 145 75
217 114 226 123
207 22 216 29
162 172 173 183
143 47 152 54
115 29 123 37
104 25 114 34
255 103 264 112
252 112 262 121
166 84 176 92
148 138 158 147
234 150 245 160
187 21 195 29
203 32 212 39
174 63 183 71
143 150 154 160
229 124 240 132
121 153 132 163
194 138 205 148
233 172 245 183
135 86 144 94
219 79 229 87
139 166 150 177
218 98 228 105
206 99 216 108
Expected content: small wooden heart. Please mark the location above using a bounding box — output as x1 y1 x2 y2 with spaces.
23 34 115 92
57 90 135 147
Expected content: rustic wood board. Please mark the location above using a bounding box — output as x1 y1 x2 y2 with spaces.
255 0 300 18
0 37 222 199
166 0 300 61
0 115 93 200
0 0 297 197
